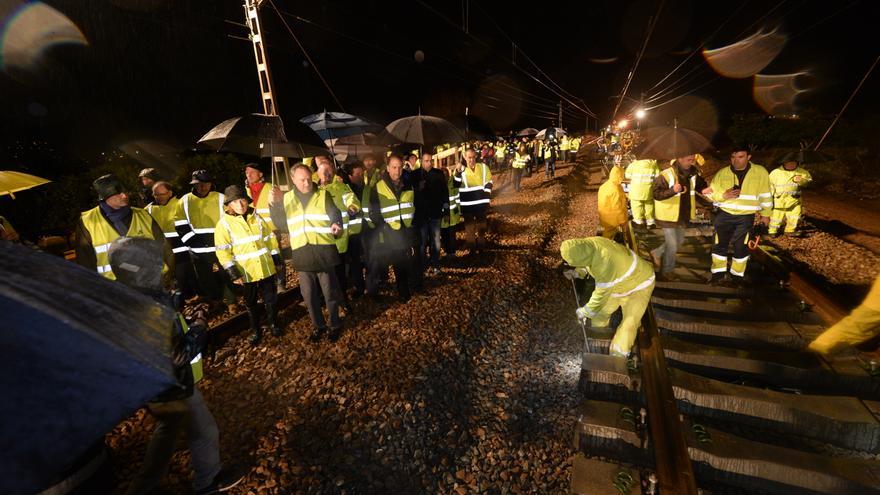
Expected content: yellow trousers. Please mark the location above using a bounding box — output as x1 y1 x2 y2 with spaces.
590 280 655 356
600 220 622 239
809 275 880 355
630 199 655 225
769 203 802 234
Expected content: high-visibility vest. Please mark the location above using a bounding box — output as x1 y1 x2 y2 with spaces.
174 191 225 254
320 181 360 253
282 189 337 249
624 159 659 200
361 169 382 229
769 166 811 209
442 175 462 228
456 163 492 212
569 138 580 152
654 167 697 223
246 181 275 230
177 313 203 383
561 136 570 149
512 152 529 169
146 197 188 254
709 163 772 217
373 179 414 230
80 206 157 279
214 212 278 283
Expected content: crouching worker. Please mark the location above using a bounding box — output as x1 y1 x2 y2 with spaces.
215 185 282 346
808 274 880 355
108 237 242 495
561 237 656 357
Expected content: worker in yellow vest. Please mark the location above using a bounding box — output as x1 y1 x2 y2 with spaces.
317 161 360 311
768 152 812 236
454 149 493 254
215 185 282 345
562 237 656 357
270 164 345 341
147 181 197 298
809 274 880 355
569 136 581 162
597 166 628 239
703 145 772 286
441 164 462 258
624 158 660 228
175 170 234 305
75 174 170 281
244 163 275 230
511 145 531 192
365 155 416 301
344 161 368 296
560 135 570 163
650 154 709 281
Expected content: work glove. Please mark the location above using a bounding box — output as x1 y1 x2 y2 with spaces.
563 269 580 281
575 306 590 324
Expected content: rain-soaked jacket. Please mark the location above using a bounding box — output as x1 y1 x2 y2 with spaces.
560 237 655 318
809 274 880 355
597 166 628 228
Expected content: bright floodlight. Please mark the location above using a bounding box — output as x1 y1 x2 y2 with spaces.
635 109 646 119
618 119 629 129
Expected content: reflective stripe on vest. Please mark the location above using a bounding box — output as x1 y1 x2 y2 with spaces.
178 313 203 383
375 180 415 230
283 189 337 249
81 206 157 280
654 168 697 223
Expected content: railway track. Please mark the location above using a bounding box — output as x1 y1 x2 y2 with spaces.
571 226 880 494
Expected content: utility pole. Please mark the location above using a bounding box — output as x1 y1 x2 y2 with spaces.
243 0 290 189
558 101 563 129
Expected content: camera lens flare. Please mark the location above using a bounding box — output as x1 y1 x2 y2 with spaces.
0 1 88 76
753 72 810 115
703 28 786 79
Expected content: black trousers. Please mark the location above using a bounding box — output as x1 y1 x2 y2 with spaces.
441 225 458 258
712 211 753 276
463 211 488 251
191 252 234 303
347 235 366 295
367 251 411 300
512 167 523 191
298 270 342 330
173 252 198 299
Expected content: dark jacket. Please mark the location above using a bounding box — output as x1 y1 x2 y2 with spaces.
148 290 206 403
651 162 709 228
269 185 343 273
409 167 447 224
75 203 172 274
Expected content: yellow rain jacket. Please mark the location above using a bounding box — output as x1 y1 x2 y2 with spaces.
769 166 812 210
624 159 659 201
809 275 880 355
597 166 628 237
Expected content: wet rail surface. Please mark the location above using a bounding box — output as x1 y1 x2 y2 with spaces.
572 228 880 494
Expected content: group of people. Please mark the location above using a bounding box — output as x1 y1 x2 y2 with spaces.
598 144 813 286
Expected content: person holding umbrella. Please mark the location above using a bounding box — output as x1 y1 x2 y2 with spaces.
768 152 813 236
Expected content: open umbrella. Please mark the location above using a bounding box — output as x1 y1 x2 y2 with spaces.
197 113 328 159
535 127 567 140
300 111 382 140
0 170 51 198
635 124 712 160
325 132 390 161
0 242 179 494
383 115 465 148
516 127 539 137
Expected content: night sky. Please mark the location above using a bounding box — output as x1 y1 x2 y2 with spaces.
0 0 876 164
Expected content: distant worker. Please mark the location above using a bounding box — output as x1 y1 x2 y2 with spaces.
650 154 709 281
175 170 234 306
215 185 282 346
244 162 275 230
138 168 161 207
768 152 812 236
455 149 493 254
440 163 462 258
75 174 170 281
703 145 772 286
624 158 660 228
808 274 880 355
317 160 360 310
597 166 628 239
511 145 531 192
569 135 581 162
561 237 655 357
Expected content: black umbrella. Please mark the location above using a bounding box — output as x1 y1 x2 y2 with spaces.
383 115 465 147
300 111 382 140
516 127 539 137
635 124 712 160
197 113 328 158
0 242 179 494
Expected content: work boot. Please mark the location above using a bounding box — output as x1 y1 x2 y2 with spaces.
656 271 679 282
247 311 262 345
309 327 325 342
328 325 343 342
265 303 282 336
708 273 725 286
249 327 262 346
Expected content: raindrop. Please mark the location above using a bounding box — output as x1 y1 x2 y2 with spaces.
414 50 425 63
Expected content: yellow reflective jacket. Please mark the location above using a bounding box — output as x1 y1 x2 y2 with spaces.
560 237 655 318
81 206 158 279
320 181 360 253
147 197 188 254
442 174 462 228
214 210 278 283
809 275 880 355
246 181 276 230
769 166 812 209
625 159 659 200
709 163 772 217
598 166 628 227
174 191 225 254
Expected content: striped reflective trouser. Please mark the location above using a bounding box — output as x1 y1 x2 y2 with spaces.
711 211 754 278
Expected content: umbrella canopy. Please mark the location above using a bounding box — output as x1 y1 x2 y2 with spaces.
0 242 179 494
635 125 712 160
535 127 567 140
383 115 465 147
197 113 328 158
300 111 382 140
325 133 389 160
779 149 834 165
516 127 539 137
0 170 51 198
